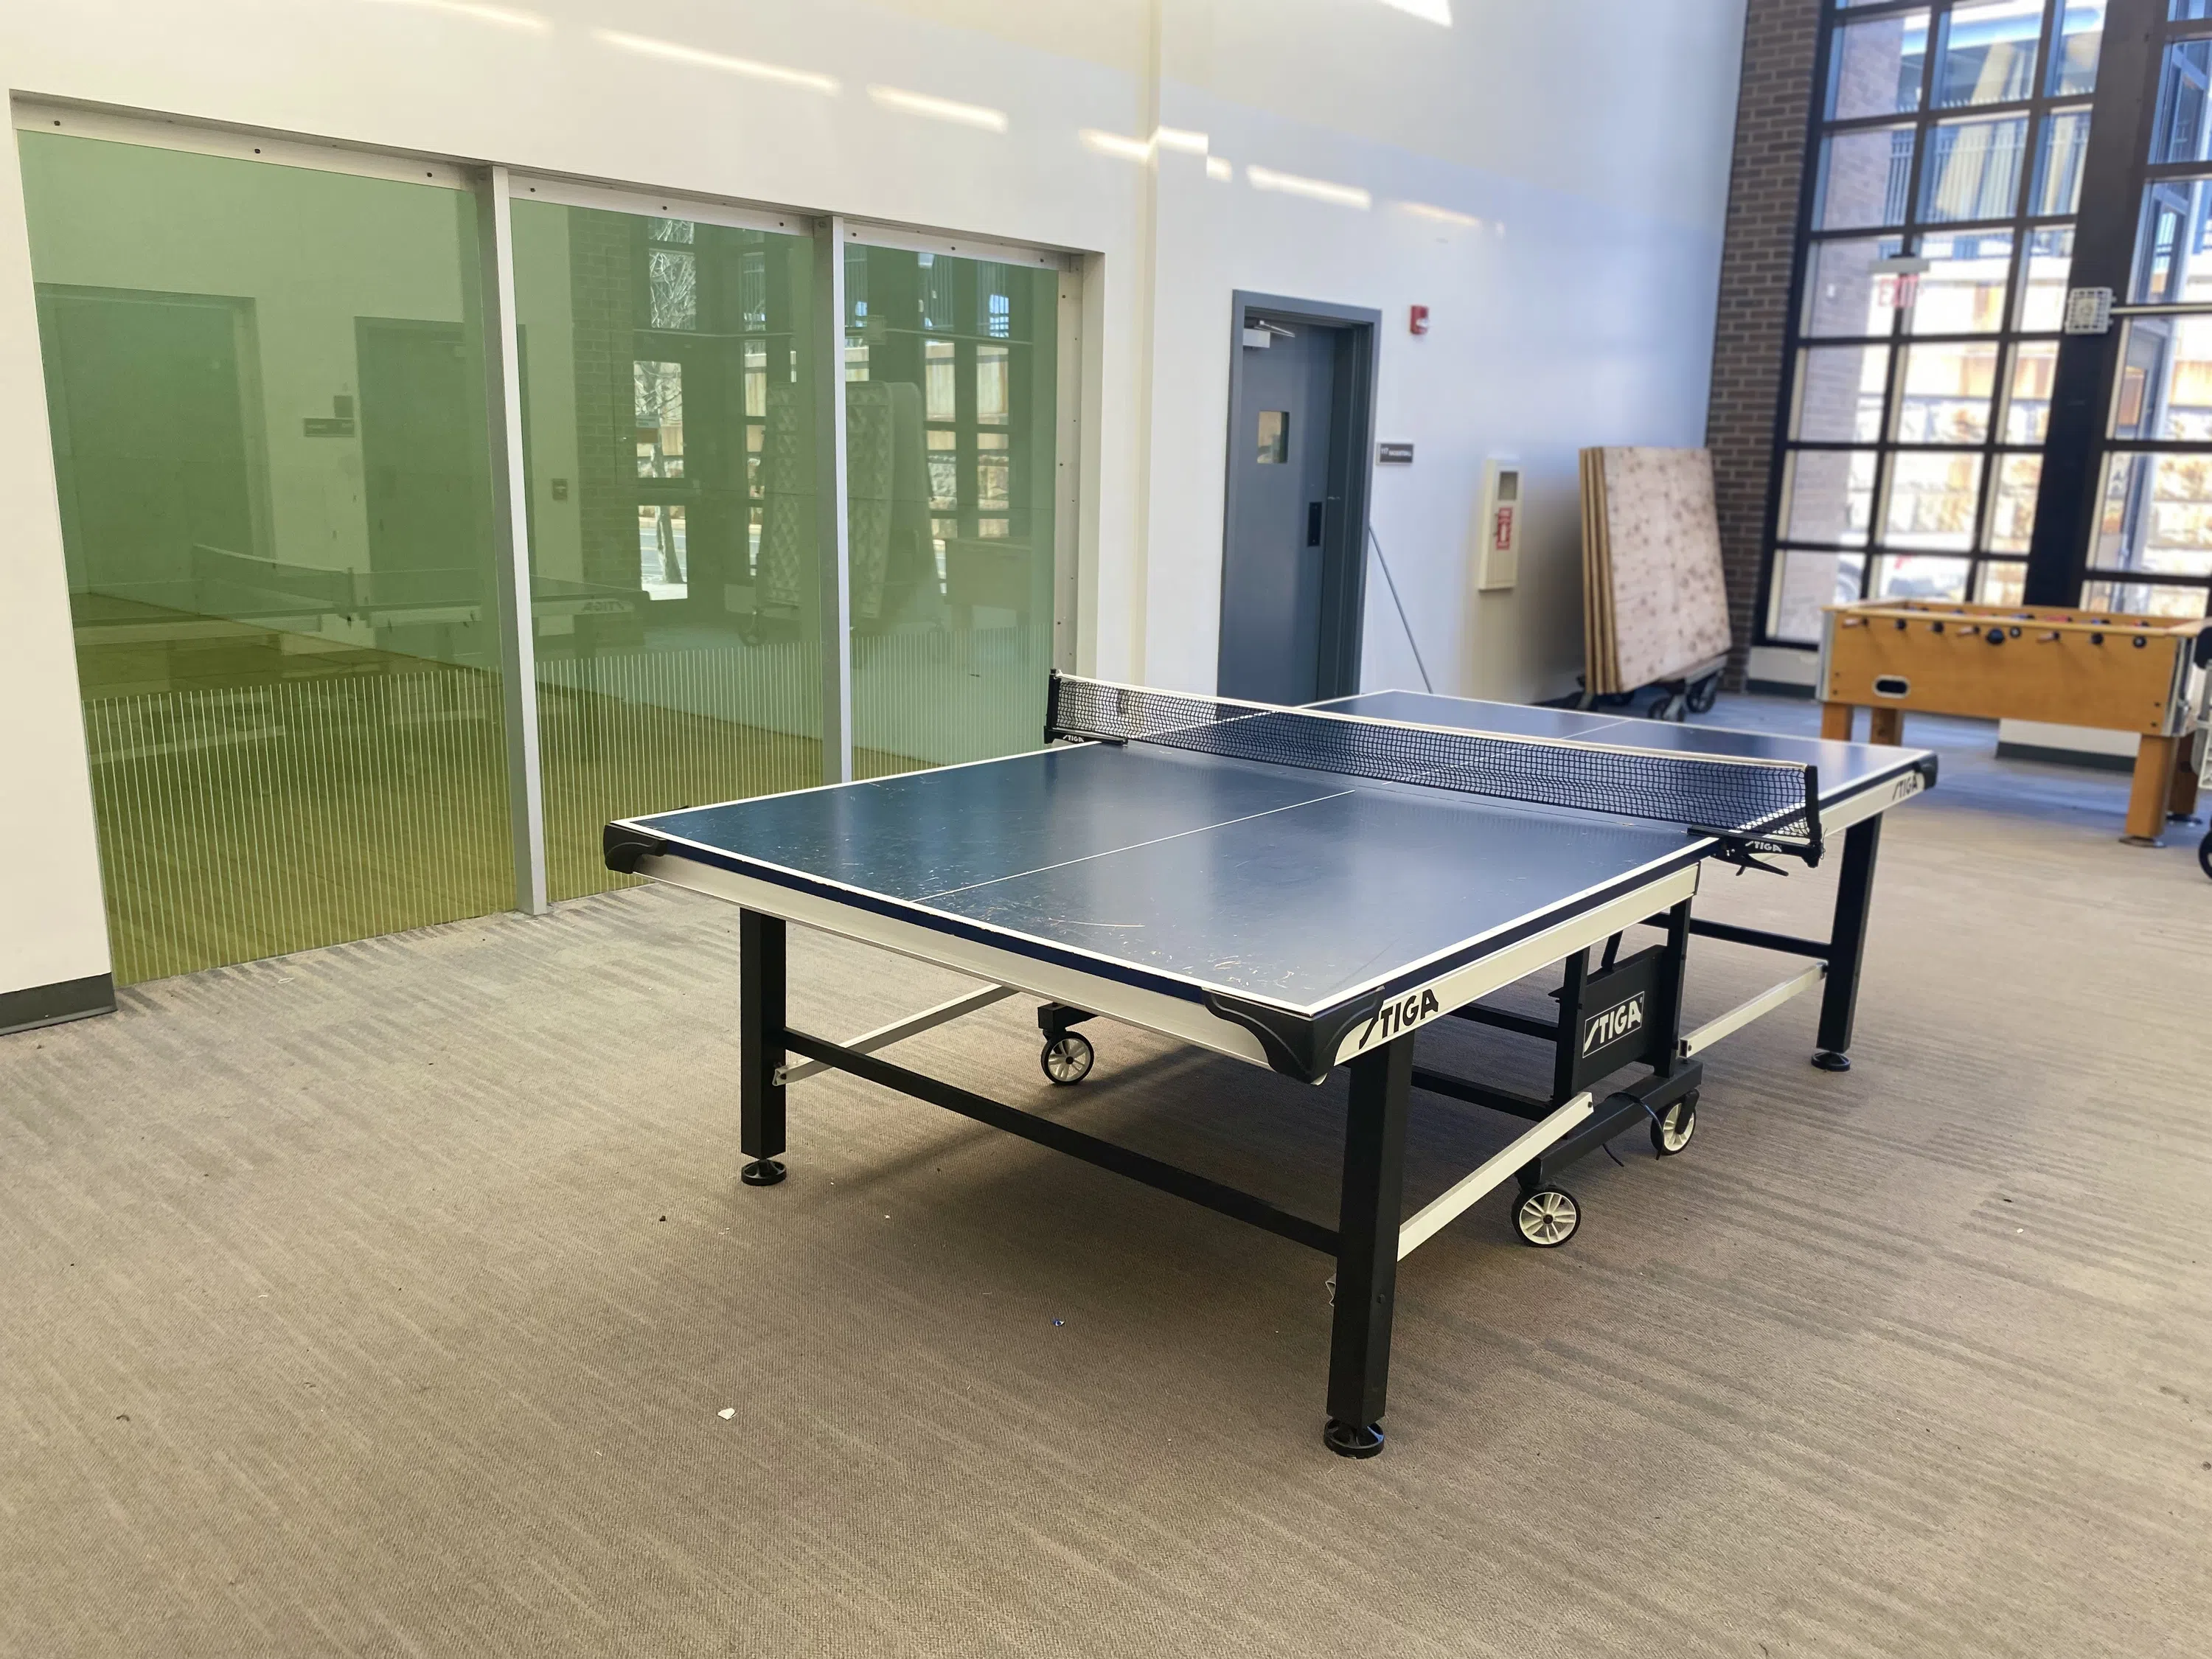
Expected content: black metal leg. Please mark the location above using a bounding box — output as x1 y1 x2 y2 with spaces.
1813 817 1882 1071
1652 900 1691 1079
740 909 788 1185
1324 1034 1413 1458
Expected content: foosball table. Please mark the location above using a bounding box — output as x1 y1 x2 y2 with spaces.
1818 599 2212 849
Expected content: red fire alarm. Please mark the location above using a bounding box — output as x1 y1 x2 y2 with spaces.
1409 305 1430 335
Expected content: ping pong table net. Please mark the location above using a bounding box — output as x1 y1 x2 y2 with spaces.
1046 673 1823 869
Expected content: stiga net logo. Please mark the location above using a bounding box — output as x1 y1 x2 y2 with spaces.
1581 992 1646 1057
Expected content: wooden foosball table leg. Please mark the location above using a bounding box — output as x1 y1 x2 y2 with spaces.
1867 706 1905 746
1819 702 1857 742
2124 734 2181 844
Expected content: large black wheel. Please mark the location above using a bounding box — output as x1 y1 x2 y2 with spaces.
2199 827 2212 881
1040 1032 1094 1085
1514 1186 1580 1248
1650 1092 1698 1157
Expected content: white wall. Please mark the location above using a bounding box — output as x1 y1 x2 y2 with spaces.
0 0 1746 997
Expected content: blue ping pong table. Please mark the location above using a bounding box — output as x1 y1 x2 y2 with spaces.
605 674 1936 1457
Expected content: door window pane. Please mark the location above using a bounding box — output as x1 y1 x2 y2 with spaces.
2094 451 2212 576
2111 315 2212 441
1985 453 2042 550
2004 340 2059 440
2151 38 2212 164
1885 451 1984 549
1907 229 2014 333
1769 549 1865 643
1817 127 1916 229
1978 560 2028 603
1792 345 1891 440
2017 226 2076 327
1783 449 1879 545
1873 553 1973 599
1932 0 2042 108
1257 409 1289 462
843 246 1059 779
21 131 511 984
1920 115 2029 222
1827 10 1930 119
2048 1 2103 95
1897 341 1999 442
1802 235 1908 336
512 201 824 901
2131 180 2212 303
2029 110 2092 215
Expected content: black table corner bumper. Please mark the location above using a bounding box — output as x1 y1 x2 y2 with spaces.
1205 988 1386 1084
604 822 669 876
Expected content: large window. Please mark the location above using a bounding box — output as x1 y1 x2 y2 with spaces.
842 244 1062 777
511 199 827 901
1768 0 2099 641
2084 14 2212 616
22 131 513 984
18 116 1078 981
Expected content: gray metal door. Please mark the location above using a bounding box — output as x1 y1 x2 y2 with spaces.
1220 319 1340 705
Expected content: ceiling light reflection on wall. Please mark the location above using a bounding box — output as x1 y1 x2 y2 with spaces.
1080 130 1152 162
1246 165 1371 210
1399 201 1482 229
1152 127 1208 156
869 86 1009 133
594 29 839 92
1206 156 1234 183
361 0 552 32
1379 0 1453 23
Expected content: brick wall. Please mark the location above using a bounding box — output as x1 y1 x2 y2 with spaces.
1705 0 1823 684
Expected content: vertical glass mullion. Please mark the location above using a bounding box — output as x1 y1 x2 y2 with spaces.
479 165 549 915
815 216 853 785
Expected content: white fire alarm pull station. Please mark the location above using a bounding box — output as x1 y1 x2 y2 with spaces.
1476 459 1523 591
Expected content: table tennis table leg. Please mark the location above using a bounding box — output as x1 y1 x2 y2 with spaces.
740 910 788 1186
1324 1034 1413 1458
1812 817 1881 1073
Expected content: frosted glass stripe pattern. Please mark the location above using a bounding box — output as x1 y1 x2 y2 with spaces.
536 641 827 901
82 671 512 984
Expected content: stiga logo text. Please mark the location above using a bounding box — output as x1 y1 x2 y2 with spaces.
1582 992 1645 1057
1357 987 1441 1049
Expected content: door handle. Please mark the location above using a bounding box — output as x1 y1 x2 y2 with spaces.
1307 501 1324 547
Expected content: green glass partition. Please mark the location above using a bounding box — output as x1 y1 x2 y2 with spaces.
841 246 1060 778
21 132 510 983
510 201 825 900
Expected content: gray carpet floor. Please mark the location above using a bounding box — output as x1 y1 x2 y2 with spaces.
2 699 2208 1657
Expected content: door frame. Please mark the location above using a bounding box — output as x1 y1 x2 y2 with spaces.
1220 291 1380 702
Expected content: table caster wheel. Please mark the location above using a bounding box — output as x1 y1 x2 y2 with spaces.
1514 1185 1579 1247
1650 1093 1697 1157
1686 673 1720 715
1040 1032 1094 1085
2199 828 2212 881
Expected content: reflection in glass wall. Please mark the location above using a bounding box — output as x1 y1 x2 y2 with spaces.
510 203 824 900
841 246 1059 779
21 133 510 983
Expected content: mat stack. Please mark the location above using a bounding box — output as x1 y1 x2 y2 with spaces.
1579 446 1733 700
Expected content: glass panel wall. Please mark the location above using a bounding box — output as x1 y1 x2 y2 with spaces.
2079 12 2212 622
841 245 1059 779
21 132 511 983
1765 0 2090 644
509 201 824 900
